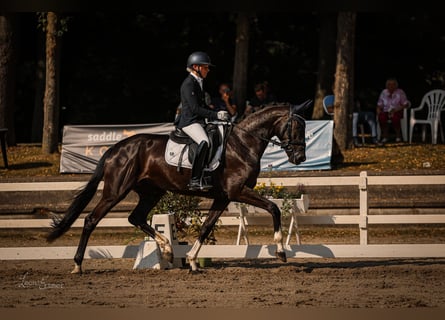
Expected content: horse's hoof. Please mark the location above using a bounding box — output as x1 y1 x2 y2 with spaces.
276 251 287 262
188 268 203 275
162 251 174 263
71 264 82 274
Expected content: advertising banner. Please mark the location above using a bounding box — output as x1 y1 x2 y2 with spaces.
260 120 333 171
60 120 333 173
60 123 175 173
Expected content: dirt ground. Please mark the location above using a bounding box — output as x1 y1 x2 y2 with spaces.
1 225 445 308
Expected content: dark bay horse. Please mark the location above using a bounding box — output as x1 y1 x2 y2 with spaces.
47 101 309 273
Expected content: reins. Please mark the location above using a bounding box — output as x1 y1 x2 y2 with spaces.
233 107 306 151
233 124 281 146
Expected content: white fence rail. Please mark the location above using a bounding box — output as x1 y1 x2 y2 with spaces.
1 171 445 261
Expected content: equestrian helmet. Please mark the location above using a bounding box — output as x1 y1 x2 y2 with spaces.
186 51 214 68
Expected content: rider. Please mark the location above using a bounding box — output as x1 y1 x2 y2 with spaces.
176 51 230 191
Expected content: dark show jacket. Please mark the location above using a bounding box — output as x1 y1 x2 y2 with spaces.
177 74 218 129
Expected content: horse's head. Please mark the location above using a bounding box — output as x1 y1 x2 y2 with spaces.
278 100 311 165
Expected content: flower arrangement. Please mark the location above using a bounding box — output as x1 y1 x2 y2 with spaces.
254 181 306 199
253 180 307 217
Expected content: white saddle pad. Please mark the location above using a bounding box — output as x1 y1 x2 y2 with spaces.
165 125 225 172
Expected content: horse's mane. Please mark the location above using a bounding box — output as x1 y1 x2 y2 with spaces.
236 102 292 128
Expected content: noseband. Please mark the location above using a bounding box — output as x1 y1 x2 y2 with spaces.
275 109 306 152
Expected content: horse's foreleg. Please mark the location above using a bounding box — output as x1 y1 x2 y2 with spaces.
186 240 202 272
186 198 229 272
234 187 286 262
274 229 286 262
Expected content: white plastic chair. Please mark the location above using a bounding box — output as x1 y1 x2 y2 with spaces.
409 89 445 144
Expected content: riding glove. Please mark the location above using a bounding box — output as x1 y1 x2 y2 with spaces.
217 111 230 121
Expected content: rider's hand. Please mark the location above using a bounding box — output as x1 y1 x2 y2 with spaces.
217 111 230 121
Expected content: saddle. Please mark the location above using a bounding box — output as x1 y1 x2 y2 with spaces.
166 123 223 171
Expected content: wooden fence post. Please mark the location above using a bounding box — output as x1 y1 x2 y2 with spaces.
359 171 369 245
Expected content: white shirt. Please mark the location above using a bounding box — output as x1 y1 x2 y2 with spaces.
190 72 203 90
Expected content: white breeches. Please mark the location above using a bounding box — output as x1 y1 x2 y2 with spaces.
182 123 209 145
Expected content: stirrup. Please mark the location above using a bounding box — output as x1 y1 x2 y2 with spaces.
188 178 201 191
200 176 213 191
200 184 213 191
188 177 212 191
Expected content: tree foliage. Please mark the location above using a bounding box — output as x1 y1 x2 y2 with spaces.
5 12 445 147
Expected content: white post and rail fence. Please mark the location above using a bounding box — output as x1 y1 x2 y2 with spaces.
0 171 444 261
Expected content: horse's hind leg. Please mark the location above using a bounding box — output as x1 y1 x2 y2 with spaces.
127 191 173 264
72 196 123 274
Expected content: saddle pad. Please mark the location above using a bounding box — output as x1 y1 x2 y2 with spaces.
165 138 223 172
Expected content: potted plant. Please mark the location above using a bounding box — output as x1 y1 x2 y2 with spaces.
149 191 202 235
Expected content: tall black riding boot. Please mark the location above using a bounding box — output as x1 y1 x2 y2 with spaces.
188 141 212 191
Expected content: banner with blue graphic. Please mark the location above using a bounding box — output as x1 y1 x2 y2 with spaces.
260 120 333 171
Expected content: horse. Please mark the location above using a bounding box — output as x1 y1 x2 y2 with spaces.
47 101 310 274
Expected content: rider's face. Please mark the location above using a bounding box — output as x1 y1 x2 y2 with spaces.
197 64 210 78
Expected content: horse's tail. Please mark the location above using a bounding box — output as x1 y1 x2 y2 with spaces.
46 148 112 242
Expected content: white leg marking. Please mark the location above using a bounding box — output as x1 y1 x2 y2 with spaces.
186 240 202 271
71 263 82 274
274 230 284 253
154 232 173 262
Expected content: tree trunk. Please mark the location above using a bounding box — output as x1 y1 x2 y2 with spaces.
312 13 337 120
42 12 59 154
333 12 356 155
31 31 46 143
232 12 252 118
0 14 16 146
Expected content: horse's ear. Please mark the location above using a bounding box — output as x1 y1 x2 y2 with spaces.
292 99 312 114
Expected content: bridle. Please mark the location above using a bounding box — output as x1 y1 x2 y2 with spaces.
278 109 306 152
236 107 306 152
